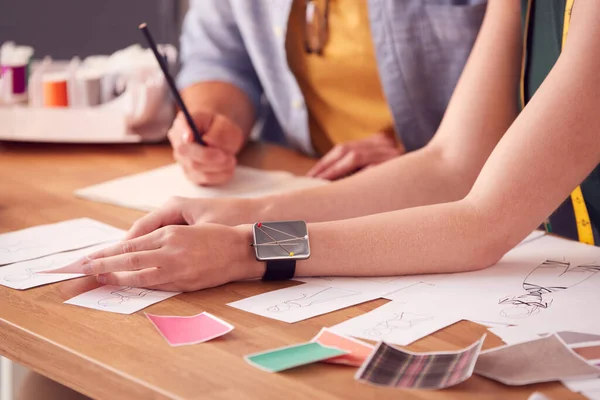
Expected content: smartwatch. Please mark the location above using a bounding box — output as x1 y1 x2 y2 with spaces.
252 220 310 281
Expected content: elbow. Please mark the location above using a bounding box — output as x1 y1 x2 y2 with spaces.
453 200 519 273
423 144 481 201
466 244 506 273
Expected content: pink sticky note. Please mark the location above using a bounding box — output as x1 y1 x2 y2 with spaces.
146 312 234 347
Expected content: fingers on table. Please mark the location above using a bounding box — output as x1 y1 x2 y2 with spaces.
97 268 174 288
126 198 189 239
308 143 401 180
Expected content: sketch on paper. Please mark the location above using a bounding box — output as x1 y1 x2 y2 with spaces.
3 266 49 283
97 287 155 307
0 219 124 266
360 276 402 284
499 259 600 318
267 287 359 313
0 241 50 257
1 250 82 285
363 312 434 338
384 281 436 301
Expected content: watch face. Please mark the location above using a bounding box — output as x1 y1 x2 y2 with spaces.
253 220 310 261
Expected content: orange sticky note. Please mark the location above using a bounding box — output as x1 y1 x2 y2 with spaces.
311 328 374 367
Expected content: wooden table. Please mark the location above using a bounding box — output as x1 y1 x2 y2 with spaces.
0 141 582 400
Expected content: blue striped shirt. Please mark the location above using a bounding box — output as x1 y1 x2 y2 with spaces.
178 0 486 155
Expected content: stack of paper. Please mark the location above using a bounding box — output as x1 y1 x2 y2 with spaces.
0 219 124 289
0 219 180 314
230 231 600 355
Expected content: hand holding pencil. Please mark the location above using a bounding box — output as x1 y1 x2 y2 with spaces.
140 23 244 186
168 110 244 186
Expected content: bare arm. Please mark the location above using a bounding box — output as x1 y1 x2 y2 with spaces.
78 0 600 291
253 0 521 222
176 0 260 140
286 0 600 278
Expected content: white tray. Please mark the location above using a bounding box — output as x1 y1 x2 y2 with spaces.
0 107 168 143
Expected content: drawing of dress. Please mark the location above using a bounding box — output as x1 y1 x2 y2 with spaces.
267 287 358 312
0 241 48 257
98 287 155 307
3 267 47 283
364 312 433 338
2 254 66 283
499 260 600 318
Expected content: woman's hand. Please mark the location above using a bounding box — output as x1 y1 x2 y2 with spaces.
125 196 262 240
306 132 403 180
75 223 263 292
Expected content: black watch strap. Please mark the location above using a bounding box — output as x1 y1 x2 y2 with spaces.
262 259 296 281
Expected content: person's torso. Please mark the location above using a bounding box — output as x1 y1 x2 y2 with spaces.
226 0 486 155
521 0 600 243
285 0 396 155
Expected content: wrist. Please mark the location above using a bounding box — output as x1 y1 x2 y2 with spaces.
231 224 264 281
244 196 277 222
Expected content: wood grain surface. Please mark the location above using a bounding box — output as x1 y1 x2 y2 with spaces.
0 141 583 399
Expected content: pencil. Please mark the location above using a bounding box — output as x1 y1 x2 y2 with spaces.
139 22 206 146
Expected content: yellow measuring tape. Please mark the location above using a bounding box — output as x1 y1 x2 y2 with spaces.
563 0 594 245
522 0 594 245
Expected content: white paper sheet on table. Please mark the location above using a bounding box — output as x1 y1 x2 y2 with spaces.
296 276 420 296
501 300 600 338
382 235 600 327
227 283 381 323
488 327 542 345
75 164 327 212
329 300 461 346
583 391 600 400
0 218 124 265
563 378 600 393
65 285 180 314
0 242 116 290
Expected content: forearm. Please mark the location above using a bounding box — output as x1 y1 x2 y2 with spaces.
249 0 522 223
256 146 472 222
287 0 600 279
240 198 496 280
181 82 256 140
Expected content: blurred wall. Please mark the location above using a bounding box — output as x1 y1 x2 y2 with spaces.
0 0 185 59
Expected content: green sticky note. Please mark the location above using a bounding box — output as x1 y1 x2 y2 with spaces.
245 342 347 373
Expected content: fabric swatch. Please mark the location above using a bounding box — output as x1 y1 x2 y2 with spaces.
475 334 600 385
355 335 485 389
245 342 348 373
146 312 234 347
311 328 374 367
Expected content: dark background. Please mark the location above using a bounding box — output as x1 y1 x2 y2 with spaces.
0 0 185 59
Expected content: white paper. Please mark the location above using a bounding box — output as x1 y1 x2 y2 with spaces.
563 378 600 393
65 285 180 315
297 276 419 295
583 391 600 400
75 164 327 212
0 242 115 290
584 390 600 400
0 218 124 265
386 235 600 326
330 300 461 346
228 283 381 323
488 327 542 345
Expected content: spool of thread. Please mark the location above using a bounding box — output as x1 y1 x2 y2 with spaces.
42 72 69 107
0 64 27 94
75 68 102 107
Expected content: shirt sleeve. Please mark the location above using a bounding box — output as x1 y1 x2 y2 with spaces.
177 0 263 112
